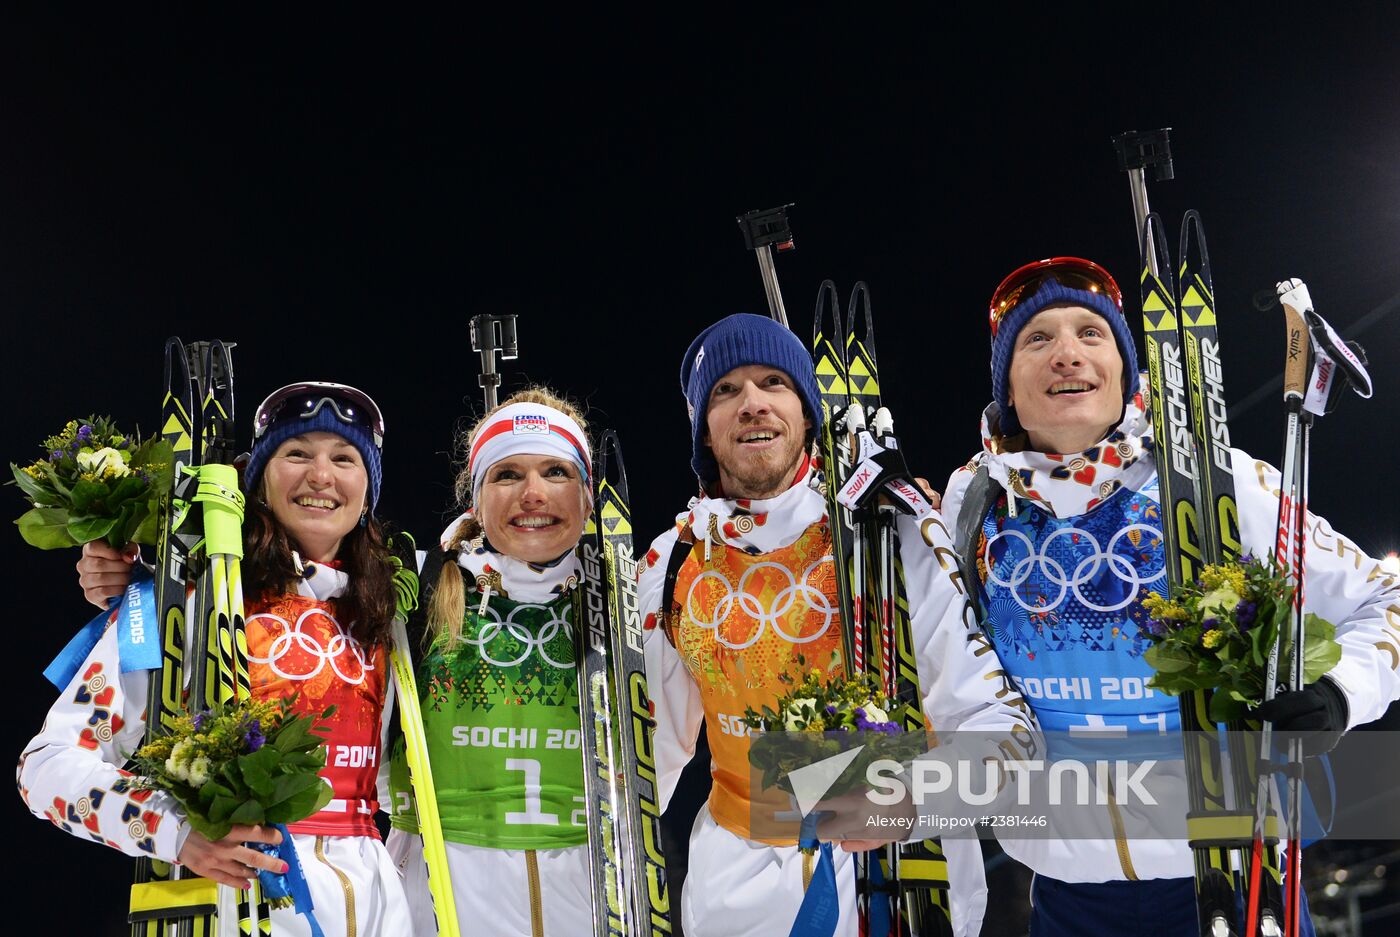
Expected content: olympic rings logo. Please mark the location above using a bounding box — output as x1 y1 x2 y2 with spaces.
684 557 837 650
464 603 573 669
247 608 375 684
985 524 1163 613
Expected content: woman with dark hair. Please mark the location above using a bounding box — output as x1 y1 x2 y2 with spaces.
21 381 412 936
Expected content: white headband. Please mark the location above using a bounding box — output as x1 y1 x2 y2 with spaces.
468 402 592 501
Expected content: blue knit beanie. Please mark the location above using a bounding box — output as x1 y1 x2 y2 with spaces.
244 405 383 512
990 279 1139 436
679 313 822 484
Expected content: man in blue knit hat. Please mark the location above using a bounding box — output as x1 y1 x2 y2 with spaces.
637 313 1034 937
941 257 1400 936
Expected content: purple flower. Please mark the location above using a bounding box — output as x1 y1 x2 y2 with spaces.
192 712 208 730
1236 601 1257 629
825 705 837 716
1145 618 1166 637
1240 554 1255 566
77 424 92 440
244 720 266 752
1203 617 1219 630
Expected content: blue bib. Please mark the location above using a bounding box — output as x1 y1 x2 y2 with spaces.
976 480 1178 740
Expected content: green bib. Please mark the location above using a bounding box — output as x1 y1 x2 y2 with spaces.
390 587 586 849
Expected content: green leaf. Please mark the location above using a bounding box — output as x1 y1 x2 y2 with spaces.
130 505 161 546
1302 614 1343 683
208 795 238 823
272 719 311 753
268 772 322 809
228 799 266 826
10 463 55 502
265 780 333 825
238 748 278 799
17 507 78 549
1144 643 1196 675
1208 690 1248 723
67 514 117 544
68 478 110 514
185 812 233 843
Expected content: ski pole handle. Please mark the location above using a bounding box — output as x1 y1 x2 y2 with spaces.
1276 279 1313 404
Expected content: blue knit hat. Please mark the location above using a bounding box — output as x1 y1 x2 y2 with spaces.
679 313 822 484
990 278 1139 436
244 384 384 512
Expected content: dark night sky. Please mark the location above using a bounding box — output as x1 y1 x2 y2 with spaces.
5 10 1400 934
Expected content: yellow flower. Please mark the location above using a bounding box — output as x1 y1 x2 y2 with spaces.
1143 593 1187 620
1202 629 1225 649
20 464 44 479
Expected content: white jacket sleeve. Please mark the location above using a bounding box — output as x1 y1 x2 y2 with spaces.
638 524 705 814
17 616 190 861
1234 450 1400 728
899 508 1039 747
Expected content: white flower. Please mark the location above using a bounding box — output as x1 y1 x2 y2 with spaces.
77 447 129 478
165 738 194 781
187 756 211 788
783 697 817 730
1200 586 1241 617
860 702 890 724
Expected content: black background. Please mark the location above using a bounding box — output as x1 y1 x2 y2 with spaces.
5 10 1400 934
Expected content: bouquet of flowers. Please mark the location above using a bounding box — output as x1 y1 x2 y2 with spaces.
1142 553 1342 723
10 416 174 550
130 698 335 844
741 664 928 801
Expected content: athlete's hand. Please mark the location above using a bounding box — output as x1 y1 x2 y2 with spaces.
177 824 288 889
812 787 918 851
77 540 139 609
914 477 941 511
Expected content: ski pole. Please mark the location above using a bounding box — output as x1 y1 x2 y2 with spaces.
469 314 519 410
737 204 796 327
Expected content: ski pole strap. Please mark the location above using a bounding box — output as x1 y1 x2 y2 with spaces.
192 463 245 557
45 564 160 688
834 430 933 516
789 813 840 937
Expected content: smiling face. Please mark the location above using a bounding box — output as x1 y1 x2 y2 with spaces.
260 431 368 563
1007 304 1126 454
477 453 590 564
704 363 811 499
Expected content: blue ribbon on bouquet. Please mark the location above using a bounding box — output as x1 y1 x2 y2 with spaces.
252 824 324 937
44 565 160 689
788 812 839 937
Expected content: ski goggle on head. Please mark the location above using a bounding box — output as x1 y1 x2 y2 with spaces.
251 382 385 450
988 257 1123 339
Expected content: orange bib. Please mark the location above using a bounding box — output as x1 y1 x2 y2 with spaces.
670 521 845 843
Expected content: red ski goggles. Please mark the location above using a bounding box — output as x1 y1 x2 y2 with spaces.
988 257 1122 338
251 382 385 449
